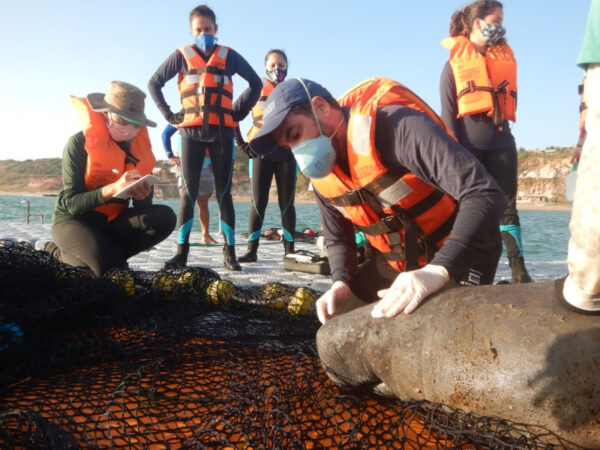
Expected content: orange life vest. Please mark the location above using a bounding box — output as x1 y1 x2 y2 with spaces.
246 78 275 141
442 36 517 125
311 78 458 272
177 44 236 130
71 96 156 222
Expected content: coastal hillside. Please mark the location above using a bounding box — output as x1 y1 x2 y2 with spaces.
0 148 575 203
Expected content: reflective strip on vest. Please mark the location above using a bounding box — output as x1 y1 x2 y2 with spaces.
376 179 413 208
185 74 230 85
217 46 228 59
214 74 230 85
351 114 371 155
184 74 200 84
182 46 197 59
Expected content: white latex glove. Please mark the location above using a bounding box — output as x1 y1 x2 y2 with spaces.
371 264 450 318
316 235 326 255
316 281 351 324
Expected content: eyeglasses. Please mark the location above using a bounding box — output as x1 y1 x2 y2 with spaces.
109 112 141 128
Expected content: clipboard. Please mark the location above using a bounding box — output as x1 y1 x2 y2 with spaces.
112 174 161 200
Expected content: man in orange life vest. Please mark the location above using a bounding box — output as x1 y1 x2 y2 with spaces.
249 77 505 323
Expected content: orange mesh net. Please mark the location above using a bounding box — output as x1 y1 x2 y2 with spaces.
0 243 572 448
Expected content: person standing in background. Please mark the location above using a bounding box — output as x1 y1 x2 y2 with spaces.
162 124 217 245
563 0 600 313
235 50 298 262
148 4 261 270
440 0 532 284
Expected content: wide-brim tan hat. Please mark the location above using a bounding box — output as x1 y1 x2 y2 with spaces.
87 80 156 128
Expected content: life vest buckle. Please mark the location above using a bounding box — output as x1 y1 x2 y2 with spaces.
345 187 368 206
494 80 509 94
381 214 403 232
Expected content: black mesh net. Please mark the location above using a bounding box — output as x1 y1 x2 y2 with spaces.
0 243 578 448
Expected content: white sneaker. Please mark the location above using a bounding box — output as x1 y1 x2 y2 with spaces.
562 276 600 313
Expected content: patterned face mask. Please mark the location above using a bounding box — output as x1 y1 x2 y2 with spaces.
266 68 287 85
479 21 506 46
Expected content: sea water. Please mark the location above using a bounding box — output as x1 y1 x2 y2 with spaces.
0 195 571 282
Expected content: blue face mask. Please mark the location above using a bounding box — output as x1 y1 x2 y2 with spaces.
291 79 344 179
195 33 215 52
292 136 337 179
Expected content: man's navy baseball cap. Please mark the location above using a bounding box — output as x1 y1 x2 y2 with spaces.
249 78 332 156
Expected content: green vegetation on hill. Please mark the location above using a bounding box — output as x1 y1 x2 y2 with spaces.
517 148 573 173
0 158 62 176
0 148 576 201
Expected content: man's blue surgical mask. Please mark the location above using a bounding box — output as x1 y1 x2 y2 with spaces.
195 33 215 52
291 78 344 179
292 136 337 179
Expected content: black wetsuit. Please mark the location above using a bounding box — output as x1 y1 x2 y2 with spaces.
148 45 261 246
235 126 297 243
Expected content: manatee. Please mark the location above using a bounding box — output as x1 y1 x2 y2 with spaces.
316 279 600 448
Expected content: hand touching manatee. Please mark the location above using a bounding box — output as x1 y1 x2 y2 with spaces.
371 264 450 318
316 281 351 324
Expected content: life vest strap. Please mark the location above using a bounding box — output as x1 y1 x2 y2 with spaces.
182 106 234 116
357 213 403 236
329 172 405 208
456 81 493 102
425 208 457 249
181 87 233 100
188 66 227 76
402 189 445 220
329 187 369 208
490 80 509 126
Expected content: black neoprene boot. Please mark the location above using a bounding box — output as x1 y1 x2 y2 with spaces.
164 243 189 269
509 256 532 284
238 240 259 263
283 240 295 256
223 245 242 271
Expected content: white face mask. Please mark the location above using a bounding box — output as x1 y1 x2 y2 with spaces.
107 114 140 142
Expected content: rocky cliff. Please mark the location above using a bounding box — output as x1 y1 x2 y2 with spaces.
516 150 573 203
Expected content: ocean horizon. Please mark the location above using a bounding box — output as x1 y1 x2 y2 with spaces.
0 194 572 284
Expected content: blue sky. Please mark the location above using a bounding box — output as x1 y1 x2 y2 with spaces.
0 1 591 161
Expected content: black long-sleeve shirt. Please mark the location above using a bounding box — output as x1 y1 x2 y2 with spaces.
233 83 295 163
148 45 262 142
316 105 506 283
439 61 515 151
